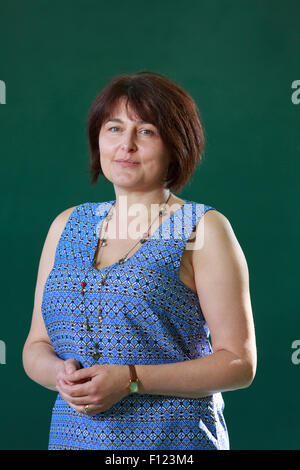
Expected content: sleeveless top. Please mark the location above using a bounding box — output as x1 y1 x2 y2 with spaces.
41 199 230 450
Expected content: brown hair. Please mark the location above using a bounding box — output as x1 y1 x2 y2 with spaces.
87 71 205 192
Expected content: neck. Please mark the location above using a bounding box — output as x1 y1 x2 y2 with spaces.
111 188 172 232
113 188 172 214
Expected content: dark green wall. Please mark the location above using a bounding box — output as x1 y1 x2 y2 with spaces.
0 0 299 450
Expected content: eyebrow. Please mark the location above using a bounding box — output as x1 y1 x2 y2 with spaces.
104 118 153 125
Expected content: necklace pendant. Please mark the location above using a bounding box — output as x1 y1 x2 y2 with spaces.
92 351 101 361
92 343 101 361
118 256 127 264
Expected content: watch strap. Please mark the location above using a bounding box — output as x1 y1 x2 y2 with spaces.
128 364 138 381
128 364 139 393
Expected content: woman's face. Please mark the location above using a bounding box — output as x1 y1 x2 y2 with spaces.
98 97 171 191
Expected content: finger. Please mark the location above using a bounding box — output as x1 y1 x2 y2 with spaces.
57 379 91 398
65 364 77 375
67 365 98 383
65 358 82 374
81 404 103 416
56 383 91 406
57 378 91 399
57 373 77 387
60 371 83 385
61 399 83 415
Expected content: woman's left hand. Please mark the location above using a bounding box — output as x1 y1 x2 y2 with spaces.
56 363 131 415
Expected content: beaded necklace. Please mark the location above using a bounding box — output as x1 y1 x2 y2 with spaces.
80 192 172 363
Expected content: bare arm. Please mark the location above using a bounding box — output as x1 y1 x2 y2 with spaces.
134 210 257 398
22 206 78 391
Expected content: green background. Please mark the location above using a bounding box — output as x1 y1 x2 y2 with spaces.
0 0 299 450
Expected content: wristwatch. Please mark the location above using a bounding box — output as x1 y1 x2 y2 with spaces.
128 364 139 393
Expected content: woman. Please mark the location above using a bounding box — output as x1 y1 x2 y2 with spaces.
23 71 256 450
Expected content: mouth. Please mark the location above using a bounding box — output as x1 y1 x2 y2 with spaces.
115 160 140 167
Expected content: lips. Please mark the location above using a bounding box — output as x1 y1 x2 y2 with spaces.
115 160 140 166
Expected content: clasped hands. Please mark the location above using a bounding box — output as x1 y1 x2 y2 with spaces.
56 358 131 415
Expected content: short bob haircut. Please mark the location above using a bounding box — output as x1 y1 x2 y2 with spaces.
87 71 205 192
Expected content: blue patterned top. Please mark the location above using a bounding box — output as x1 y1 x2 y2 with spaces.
41 199 230 450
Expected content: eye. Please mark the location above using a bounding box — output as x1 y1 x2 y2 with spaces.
141 129 154 135
107 126 154 135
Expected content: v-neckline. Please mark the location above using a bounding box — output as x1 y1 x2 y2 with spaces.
91 199 190 273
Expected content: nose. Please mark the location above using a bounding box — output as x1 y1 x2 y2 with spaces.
121 130 137 152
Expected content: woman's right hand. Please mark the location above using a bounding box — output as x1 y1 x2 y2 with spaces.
56 358 83 387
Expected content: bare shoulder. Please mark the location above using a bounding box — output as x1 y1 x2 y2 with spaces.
192 209 248 275
50 205 78 234
202 209 235 239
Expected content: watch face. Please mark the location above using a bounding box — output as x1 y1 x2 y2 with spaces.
129 381 139 393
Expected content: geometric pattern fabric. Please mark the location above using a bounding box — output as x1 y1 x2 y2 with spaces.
41 199 230 449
